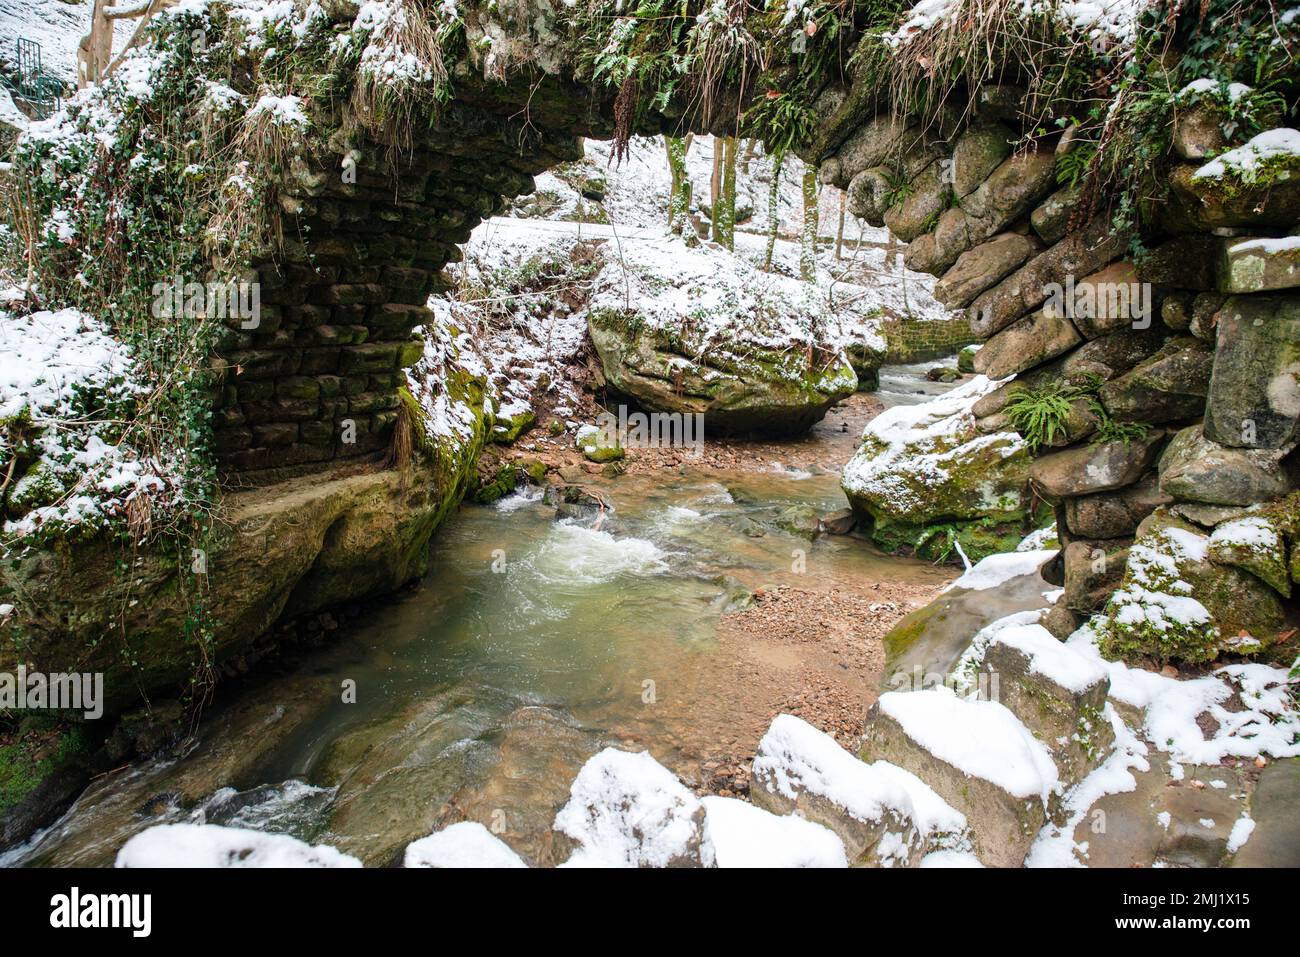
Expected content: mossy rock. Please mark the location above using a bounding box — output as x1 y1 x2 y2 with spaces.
588 310 857 438
842 389 1035 542
575 424 624 463
869 514 1044 566
1100 511 1286 664
492 408 536 444
957 344 979 373
474 463 520 503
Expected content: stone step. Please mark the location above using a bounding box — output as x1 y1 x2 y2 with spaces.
860 688 1059 867
751 714 971 867
979 623 1113 786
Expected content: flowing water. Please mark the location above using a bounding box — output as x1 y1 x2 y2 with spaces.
6 365 962 868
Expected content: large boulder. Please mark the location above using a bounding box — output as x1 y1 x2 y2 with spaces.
1229 758 1300 867
974 308 1082 379
0 385 490 720
831 115 911 184
860 689 1059 868
1169 130 1300 229
1098 336 1213 424
934 233 1039 309
950 124 1013 198
969 218 1129 338
884 161 951 242
1158 425 1292 505
1218 237 1300 294
1055 261 1154 339
553 748 706 867
1029 432 1166 499
841 377 1038 561
586 241 857 437
1030 184 1083 244
751 714 971 867
1100 511 1286 663
1063 473 1171 539
1207 516 1291 598
959 147 1057 245
979 623 1112 785
1059 327 1168 383
1204 294 1300 449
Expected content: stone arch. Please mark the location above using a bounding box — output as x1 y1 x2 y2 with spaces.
8 0 1298 686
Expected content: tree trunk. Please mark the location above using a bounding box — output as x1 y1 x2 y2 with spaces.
763 150 784 272
800 164 819 281
835 188 846 260
714 135 738 250
664 135 689 236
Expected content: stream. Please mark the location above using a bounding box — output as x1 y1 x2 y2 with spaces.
6 362 963 867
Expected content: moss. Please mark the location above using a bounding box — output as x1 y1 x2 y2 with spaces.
491 408 536 444
0 721 89 816
870 511 1045 566
474 463 520 503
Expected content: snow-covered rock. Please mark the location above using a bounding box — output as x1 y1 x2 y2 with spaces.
585 236 859 436
751 714 971 866
553 748 705 868
860 687 1059 867
404 821 528 868
841 375 1037 561
699 796 847 868
980 623 1113 784
115 823 361 868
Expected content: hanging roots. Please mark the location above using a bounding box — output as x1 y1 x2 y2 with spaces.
612 75 639 165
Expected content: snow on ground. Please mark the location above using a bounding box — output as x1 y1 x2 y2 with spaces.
405 301 493 445
115 823 361 867
404 821 528 868
0 0 116 85
450 216 886 433
514 135 951 323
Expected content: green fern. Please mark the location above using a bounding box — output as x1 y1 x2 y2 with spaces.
1088 399 1150 447
1004 383 1082 451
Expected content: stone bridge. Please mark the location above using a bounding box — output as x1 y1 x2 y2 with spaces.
205 1 1297 500
6 0 1298 709
203 0 1300 647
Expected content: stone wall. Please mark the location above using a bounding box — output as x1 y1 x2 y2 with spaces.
209 98 585 482
879 315 976 364
818 81 1299 656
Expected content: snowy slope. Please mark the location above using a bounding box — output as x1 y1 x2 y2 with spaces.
0 0 101 84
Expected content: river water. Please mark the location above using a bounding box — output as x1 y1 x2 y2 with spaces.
6 364 961 867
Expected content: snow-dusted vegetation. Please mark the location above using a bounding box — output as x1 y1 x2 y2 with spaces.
0 0 1296 888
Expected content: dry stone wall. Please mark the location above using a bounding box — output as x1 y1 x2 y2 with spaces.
816 79 1299 655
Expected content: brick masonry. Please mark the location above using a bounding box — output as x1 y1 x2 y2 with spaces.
879 316 976 364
